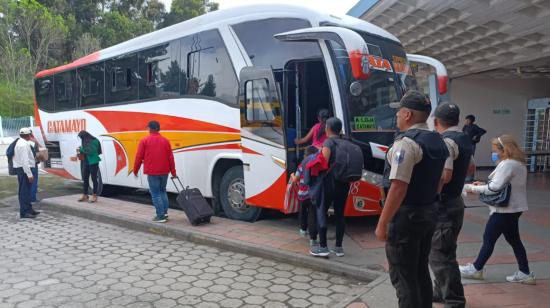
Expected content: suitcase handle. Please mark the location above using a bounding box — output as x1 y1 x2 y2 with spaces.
170 176 188 193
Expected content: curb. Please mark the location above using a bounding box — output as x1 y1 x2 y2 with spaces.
37 198 382 284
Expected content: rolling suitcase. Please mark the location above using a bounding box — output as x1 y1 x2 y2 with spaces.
172 177 213 225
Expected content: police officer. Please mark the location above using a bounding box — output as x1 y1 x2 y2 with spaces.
430 103 472 308
375 90 449 308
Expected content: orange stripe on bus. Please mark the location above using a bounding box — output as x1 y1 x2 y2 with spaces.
86 110 239 134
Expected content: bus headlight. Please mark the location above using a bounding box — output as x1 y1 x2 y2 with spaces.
361 170 383 186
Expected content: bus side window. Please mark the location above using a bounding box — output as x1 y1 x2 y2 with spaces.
78 63 105 107
180 30 238 105
35 77 55 112
138 41 180 100
54 70 77 111
106 54 138 104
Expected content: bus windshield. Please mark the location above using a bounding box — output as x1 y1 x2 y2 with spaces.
330 31 416 132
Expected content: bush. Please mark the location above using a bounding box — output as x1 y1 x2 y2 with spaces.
0 82 34 117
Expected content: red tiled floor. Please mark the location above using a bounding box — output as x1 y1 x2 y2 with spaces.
463 279 550 307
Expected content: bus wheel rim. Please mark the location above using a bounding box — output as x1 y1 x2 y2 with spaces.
227 178 247 213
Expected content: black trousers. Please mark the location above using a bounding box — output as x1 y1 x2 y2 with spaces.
386 203 437 308
82 163 99 195
317 179 349 248
299 199 318 240
473 212 530 274
16 168 33 217
429 197 466 308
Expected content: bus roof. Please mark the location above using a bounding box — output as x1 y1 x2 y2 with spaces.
35 4 401 78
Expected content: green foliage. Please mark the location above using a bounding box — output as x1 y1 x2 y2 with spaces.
0 0 219 116
0 82 34 117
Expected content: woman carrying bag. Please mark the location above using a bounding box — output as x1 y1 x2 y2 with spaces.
460 135 535 284
77 130 101 203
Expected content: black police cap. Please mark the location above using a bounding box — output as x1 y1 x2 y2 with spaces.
389 90 431 112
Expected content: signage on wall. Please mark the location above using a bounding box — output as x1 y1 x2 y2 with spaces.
492 108 511 115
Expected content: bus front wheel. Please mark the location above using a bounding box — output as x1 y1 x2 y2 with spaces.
219 166 261 222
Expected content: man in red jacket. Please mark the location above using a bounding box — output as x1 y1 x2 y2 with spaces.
134 120 177 223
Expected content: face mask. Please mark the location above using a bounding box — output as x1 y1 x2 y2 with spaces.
491 152 500 164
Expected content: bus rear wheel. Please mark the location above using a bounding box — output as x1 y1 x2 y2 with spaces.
219 166 262 222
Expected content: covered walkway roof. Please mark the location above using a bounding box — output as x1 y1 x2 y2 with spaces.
348 0 550 79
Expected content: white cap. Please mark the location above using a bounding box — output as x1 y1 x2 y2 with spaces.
19 127 32 135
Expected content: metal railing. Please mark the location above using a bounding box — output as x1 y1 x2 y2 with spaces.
0 116 34 142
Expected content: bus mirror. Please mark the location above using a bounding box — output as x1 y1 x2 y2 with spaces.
350 81 363 96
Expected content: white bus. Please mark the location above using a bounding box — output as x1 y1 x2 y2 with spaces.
34 4 446 221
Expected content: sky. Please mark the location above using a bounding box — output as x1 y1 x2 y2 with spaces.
159 0 358 16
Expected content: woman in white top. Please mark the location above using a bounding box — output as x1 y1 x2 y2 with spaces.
459 135 535 284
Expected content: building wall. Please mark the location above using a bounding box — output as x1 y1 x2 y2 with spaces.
450 78 550 167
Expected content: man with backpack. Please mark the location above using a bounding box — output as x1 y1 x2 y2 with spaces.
376 91 449 308
309 117 363 258
9 128 39 218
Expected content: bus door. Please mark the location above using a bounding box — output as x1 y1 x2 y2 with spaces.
238 67 287 211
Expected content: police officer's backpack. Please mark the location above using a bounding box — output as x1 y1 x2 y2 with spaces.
5 138 19 176
331 138 364 182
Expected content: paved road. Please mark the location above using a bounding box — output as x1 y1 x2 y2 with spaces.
0 206 364 308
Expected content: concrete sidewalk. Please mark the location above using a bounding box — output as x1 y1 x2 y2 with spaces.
8 171 550 307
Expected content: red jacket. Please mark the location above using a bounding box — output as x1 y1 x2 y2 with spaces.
305 152 329 176
133 132 176 177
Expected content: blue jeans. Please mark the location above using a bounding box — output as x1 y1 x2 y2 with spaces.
16 168 33 216
474 212 530 274
31 167 38 202
147 175 169 219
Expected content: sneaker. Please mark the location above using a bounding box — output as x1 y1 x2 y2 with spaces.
299 229 308 237
310 246 330 257
309 239 320 247
506 271 536 285
20 214 37 219
152 216 167 223
30 210 40 216
459 263 484 280
331 246 345 257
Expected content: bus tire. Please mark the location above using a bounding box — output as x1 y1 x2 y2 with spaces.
219 166 262 222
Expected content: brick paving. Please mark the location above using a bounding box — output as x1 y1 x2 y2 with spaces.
0 207 365 308
1 171 549 307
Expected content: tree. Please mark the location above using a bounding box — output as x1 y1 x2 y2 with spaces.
0 0 67 83
162 0 218 28
73 32 101 59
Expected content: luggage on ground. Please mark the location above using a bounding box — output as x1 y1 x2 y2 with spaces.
172 177 213 225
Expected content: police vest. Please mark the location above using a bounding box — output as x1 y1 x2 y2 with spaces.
440 131 473 201
383 129 449 206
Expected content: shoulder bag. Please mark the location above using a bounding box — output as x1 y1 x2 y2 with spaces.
479 182 511 207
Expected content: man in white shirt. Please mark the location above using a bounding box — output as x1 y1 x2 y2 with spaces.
13 128 39 218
